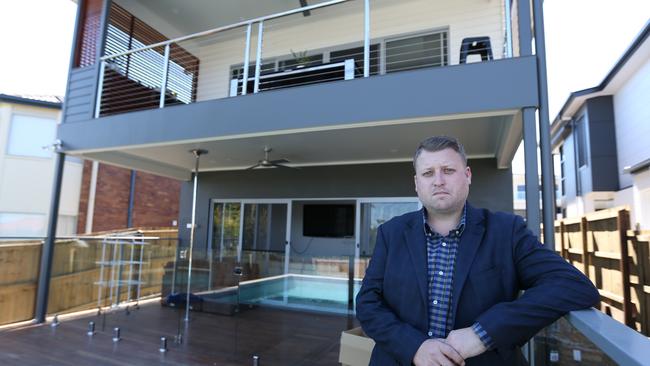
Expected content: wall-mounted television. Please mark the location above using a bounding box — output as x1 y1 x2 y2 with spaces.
303 204 355 238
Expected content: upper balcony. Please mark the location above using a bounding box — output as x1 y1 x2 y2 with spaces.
60 0 536 178
91 0 523 115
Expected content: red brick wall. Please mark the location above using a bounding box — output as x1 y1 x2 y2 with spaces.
76 160 92 232
131 170 181 228
77 162 181 233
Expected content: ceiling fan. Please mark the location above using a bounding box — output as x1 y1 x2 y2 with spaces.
247 147 296 170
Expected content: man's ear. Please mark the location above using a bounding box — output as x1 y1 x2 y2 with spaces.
466 166 472 185
414 174 418 193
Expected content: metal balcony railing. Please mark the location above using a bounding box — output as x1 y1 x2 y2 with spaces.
529 308 650 366
95 0 519 118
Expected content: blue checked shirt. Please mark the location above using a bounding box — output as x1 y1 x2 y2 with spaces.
423 206 493 349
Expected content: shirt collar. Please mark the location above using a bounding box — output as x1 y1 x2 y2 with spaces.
422 203 467 237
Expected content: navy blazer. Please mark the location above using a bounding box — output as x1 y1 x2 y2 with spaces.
356 204 599 366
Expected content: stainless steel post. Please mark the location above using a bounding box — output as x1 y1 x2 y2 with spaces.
160 336 168 352
94 61 106 118
254 21 264 93
242 24 253 95
160 44 171 108
363 0 370 77
113 327 121 342
505 0 513 57
185 149 208 321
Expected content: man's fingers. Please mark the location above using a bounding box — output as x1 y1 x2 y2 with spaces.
437 341 465 366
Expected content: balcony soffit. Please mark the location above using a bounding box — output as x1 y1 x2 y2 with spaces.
78 112 519 180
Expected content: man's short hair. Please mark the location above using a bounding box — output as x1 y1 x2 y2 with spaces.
413 135 467 170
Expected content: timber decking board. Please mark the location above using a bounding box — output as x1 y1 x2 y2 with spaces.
0 303 356 366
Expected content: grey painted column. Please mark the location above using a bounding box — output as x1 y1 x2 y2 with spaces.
35 149 66 323
517 0 533 56
127 170 136 228
522 108 541 238
533 0 556 250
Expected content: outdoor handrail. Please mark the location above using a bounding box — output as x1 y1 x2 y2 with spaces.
565 308 650 366
0 236 162 241
99 0 351 61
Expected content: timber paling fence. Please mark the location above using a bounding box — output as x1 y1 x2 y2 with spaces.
0 228 178 326
554 206 650 336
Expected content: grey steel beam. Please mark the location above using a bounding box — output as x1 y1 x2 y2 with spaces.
522 107 540 238
35 148 66 323
533 0 556 249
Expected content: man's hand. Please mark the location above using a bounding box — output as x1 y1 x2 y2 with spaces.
413 339 465 366
445 327 487 360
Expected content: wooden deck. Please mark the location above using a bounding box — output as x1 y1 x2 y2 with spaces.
0 302 358 365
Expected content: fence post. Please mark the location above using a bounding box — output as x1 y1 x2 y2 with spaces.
641 234 650 335
560 220 569 260
617 209 633 328
633 232 649 335
580 216 589 276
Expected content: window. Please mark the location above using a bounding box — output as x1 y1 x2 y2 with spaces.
57 215 78 236
7 115 56 158
359 202 419 257
575 117 588 168
278 54 324 71
558 147 566 197
385 31 448 73
330 44 380 78
516 185 526 200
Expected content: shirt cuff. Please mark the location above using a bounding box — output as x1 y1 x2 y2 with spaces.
471 322 495 350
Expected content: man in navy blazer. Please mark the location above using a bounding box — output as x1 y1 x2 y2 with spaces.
356 136 599 366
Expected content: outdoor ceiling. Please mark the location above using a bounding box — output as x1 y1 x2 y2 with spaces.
117 0 327 36
80 112 521 180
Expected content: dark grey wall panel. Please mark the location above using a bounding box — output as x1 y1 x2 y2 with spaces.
176 159 513 248
59 57 539 152
586 96 619 191
62 65 98 125
69 70 95 82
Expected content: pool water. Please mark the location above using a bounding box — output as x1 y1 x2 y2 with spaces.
203 275 362 314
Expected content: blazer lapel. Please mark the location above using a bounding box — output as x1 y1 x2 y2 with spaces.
451 204 485 325
404 213 428 308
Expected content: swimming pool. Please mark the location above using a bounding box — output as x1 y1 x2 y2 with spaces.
202 274 362 314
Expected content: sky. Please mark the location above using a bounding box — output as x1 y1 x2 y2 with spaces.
0 1 648 143
0 0 76 96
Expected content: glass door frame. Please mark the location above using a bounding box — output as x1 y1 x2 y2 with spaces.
354 197 422 264
207 197 421 278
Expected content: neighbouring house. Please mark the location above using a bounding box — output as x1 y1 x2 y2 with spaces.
49 0 553 322
0 94 82 237
550 22 650 229
76 159 181 233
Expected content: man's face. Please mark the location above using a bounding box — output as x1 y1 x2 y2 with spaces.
414 148 472 215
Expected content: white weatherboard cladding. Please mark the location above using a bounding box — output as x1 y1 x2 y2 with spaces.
193 0 505 101
0 103 83 236
613 57 650 189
